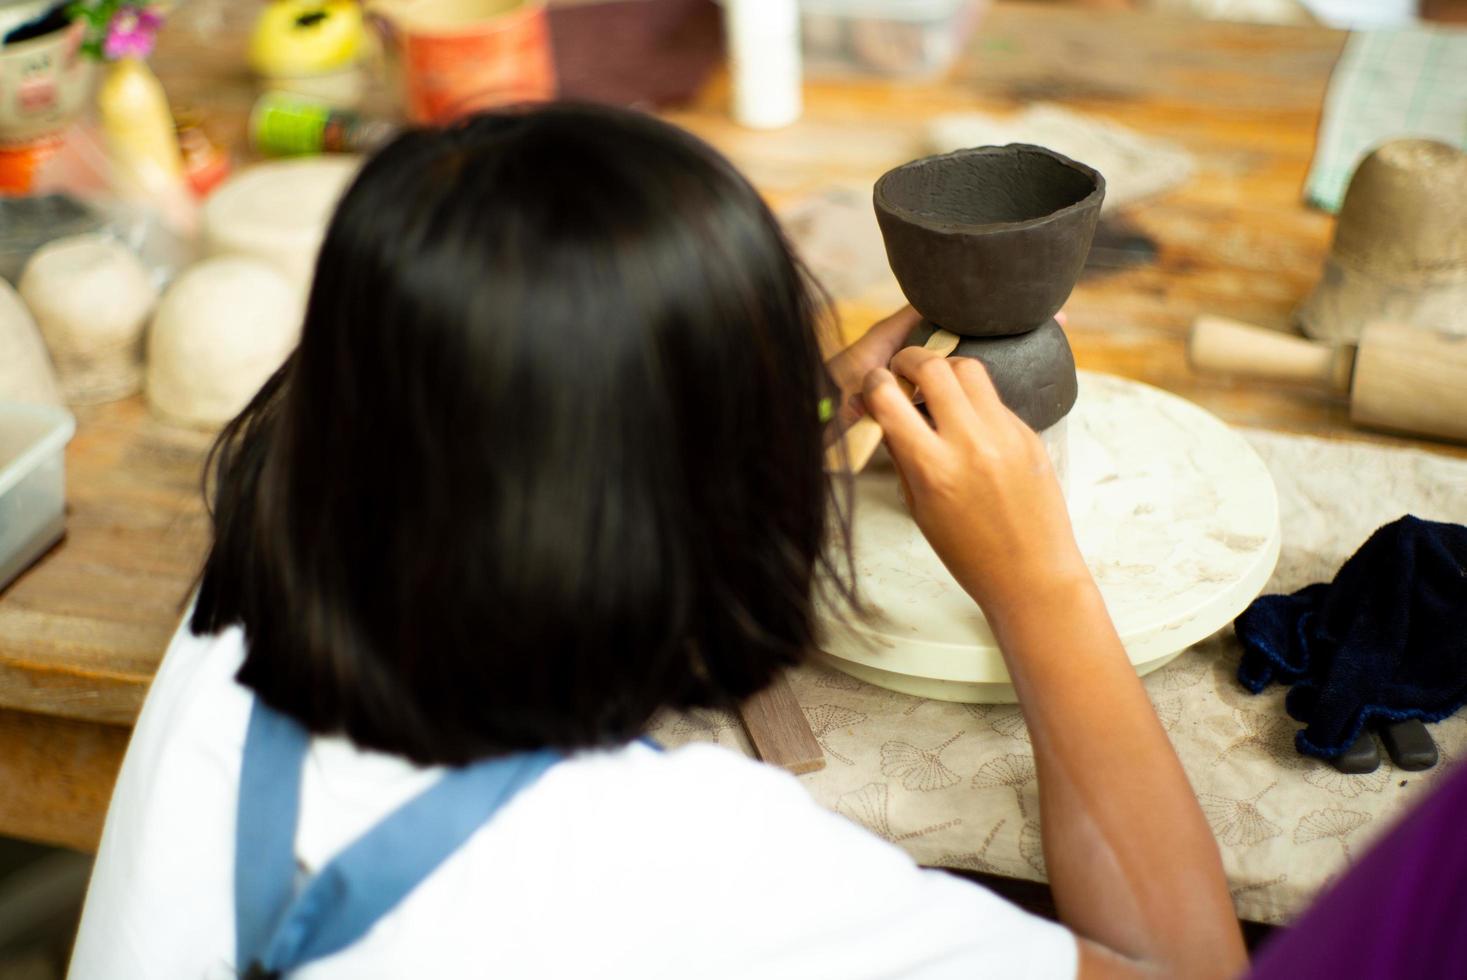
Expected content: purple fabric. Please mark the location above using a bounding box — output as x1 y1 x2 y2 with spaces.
1248 760 1467 978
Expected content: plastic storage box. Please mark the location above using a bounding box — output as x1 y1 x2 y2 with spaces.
0 403 74 592
798 0 987 78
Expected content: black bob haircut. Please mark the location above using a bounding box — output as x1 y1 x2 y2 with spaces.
192 103 855 766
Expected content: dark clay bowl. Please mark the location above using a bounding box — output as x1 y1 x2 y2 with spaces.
909 318 1078 431
875 144 1105 337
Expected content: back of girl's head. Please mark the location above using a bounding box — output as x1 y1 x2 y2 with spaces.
193 104 846 765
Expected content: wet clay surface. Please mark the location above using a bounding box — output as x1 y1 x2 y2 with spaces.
909 317 1078 431
875 144 1105 336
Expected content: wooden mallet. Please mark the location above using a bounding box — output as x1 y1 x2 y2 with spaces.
1188 315 1467 445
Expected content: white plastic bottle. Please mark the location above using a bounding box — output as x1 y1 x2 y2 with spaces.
723 0 803 129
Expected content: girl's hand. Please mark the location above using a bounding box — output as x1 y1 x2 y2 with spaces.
824 307 1069 432
861 346 1089 618
824 306 922 431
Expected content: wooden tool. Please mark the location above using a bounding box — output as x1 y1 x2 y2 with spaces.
736 672 825 774
1188 315 1467 444
824 326 961 473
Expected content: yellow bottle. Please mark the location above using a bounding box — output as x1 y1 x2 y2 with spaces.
96 56 185 201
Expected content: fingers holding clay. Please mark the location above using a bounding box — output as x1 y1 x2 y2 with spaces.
950 319 1078 433
888 345 969 432
861 367 936 459
895 319 1078 434
947 356 1009 423
825 306 923 434
866 353 1082 616
826 305 920 394
892 350 1030 451
862 304 923 359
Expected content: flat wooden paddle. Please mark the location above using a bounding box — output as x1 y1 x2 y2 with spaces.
737 671 825 774
824 326 961 474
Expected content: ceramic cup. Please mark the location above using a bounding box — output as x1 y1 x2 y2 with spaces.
874 144 1105 337
369 0 556 124
0 20 93 145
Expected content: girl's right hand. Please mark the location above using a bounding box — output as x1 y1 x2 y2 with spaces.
861 348 1090 620
869 349 1250 980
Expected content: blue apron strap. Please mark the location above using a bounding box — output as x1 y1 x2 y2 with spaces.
235 699 308 971
235 699 561 977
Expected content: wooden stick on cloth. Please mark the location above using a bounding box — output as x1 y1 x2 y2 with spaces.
737 671 825 774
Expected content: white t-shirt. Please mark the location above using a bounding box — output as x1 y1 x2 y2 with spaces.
70 618 1077 979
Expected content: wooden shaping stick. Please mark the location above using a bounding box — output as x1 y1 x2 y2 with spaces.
824 326 962 474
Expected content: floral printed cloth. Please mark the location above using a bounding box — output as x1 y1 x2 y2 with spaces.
649 429 1467 925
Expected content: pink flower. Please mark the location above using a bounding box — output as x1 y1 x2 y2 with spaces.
102 6 163 61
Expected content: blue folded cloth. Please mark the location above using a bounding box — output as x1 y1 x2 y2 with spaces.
1235 515 1467 760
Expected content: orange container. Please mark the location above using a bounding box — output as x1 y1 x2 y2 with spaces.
371 0 556 125
0 134 63 195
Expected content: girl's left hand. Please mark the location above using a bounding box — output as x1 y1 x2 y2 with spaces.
824 306 921 431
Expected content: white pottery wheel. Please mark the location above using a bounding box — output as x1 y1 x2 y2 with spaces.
816 372 1281 702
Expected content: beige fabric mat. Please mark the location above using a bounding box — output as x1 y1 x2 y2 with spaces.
649 430 1467 925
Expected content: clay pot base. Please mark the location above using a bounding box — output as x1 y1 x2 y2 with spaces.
907 317 1078 432
874 144 1105 336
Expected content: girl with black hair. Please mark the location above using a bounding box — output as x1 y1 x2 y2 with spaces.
71 105 1246 979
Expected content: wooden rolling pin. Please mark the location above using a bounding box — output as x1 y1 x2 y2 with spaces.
824 326 961 473
1188 315 1467 444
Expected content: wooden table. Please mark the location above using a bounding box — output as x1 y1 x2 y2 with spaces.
2 2 1461 854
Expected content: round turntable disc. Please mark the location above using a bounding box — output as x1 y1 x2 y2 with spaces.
817 372 1281 703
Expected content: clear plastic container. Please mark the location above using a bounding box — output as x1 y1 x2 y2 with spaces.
0 402 74 591
797 0 987 78
0 193 106 285
1039 415 1069 502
